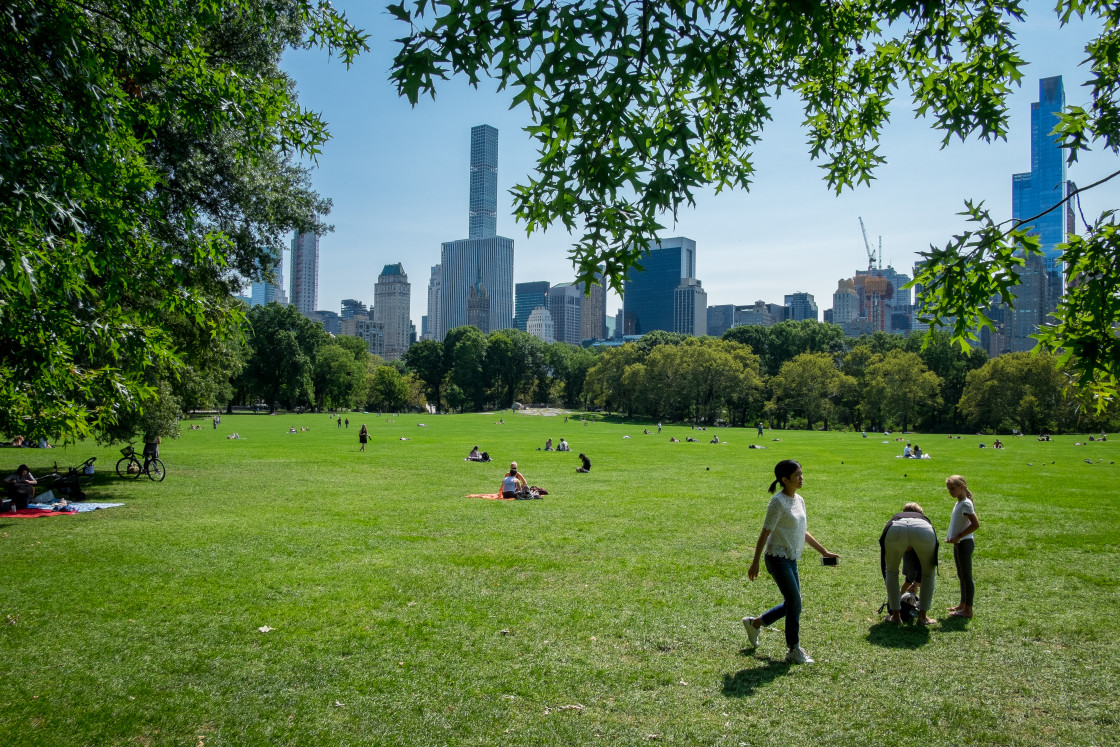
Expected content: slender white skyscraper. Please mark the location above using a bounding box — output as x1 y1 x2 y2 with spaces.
290 229 319 319
438 125 514 337
374 263 411 360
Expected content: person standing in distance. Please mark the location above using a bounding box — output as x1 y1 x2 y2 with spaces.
358 424 369 452
742 460 840 664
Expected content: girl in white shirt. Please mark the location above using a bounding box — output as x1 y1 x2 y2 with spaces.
742 460 840 664
946 474 980 618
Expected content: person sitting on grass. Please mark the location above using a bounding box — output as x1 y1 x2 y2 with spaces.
669 437 680 442
499 463 527 498
4 464 37 511
544 438 553 451
468 446 483 461
557 438 570 452
993 439 1004 449
710 435 720 444
577 453 591 473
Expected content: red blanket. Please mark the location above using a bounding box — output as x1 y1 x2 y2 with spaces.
6 508 75 519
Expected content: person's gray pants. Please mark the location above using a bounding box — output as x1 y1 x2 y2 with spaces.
884 519 937 613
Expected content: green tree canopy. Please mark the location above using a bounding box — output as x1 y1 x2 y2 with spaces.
0 0 367 440
390 0 1119 399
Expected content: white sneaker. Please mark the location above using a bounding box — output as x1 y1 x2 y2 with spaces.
785 646 814 665
742 617 760 647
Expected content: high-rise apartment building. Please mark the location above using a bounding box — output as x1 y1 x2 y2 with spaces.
374 263 411 360
784 292 818 322
340 315 384 357
438 125 514 337
250 247 288 307
623 236 699 336
425 265 441 340
549 283 583 345
515 281 550 331
289 229 319 319
674 278 707 336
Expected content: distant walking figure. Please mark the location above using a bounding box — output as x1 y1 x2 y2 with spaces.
359 424 369 452
757 422 764 437
337 417 342 428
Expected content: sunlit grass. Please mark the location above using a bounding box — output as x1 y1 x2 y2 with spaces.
1 413 1116 745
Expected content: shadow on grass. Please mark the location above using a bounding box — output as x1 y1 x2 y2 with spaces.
721 654 792 697
866 619 932 648
937 615 972 633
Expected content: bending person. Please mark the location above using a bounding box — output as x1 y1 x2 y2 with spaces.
577 453 591 473
880 502 938 625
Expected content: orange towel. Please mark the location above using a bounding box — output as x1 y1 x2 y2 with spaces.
466 493 510 500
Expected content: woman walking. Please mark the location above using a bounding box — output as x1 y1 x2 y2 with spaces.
946 474 980 618
358 424 368 452
742 460 840 664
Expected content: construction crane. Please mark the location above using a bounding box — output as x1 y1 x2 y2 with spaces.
859 216 876 272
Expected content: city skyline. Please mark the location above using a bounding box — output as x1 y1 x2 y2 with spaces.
277 2 1118 338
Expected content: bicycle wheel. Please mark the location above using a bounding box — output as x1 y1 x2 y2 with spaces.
147 458 166 482
116 456 141 479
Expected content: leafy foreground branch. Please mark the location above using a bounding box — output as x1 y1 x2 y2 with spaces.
391 0 1120 398
0 0 368 442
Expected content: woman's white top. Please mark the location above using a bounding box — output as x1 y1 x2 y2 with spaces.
502 475 520 493
763 492 807 560
948 497 976 543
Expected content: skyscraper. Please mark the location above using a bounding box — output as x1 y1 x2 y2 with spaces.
623 236 698 336
1008 75 1072 350
527 306 555 343
374 263 411 360
250 247 287 307
515 281 550 331
580 273 608 342
425 265 441 340
549 283 583 344
290 229 319 319
674 278 707 336
439 125 515 337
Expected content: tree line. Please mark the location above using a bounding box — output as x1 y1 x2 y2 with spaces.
178 314 1117 436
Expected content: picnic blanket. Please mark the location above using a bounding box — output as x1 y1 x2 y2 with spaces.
7 508 76 518
467 487 550 501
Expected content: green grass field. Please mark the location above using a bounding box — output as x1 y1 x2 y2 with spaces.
1 413 1117 746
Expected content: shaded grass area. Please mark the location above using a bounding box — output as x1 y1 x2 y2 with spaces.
1 414 1117 745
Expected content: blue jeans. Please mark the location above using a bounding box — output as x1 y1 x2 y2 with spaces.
759 554 801 649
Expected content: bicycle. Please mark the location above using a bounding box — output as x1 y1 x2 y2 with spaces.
41 456 98 500
115 444 166 482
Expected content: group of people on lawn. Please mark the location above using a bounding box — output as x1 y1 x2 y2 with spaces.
741 460 980 665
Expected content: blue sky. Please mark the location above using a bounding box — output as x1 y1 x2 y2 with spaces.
279 1 1119 329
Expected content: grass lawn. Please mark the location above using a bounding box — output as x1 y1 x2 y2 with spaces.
1 412 1117 746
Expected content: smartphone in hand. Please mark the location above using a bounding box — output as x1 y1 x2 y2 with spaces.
821 556 838 566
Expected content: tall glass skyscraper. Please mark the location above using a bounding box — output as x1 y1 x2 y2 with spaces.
439 125 514 337
1009 76 1072 351
622 236 697 336
515 281 550 331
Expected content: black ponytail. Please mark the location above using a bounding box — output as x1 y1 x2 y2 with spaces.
768 459 801 494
